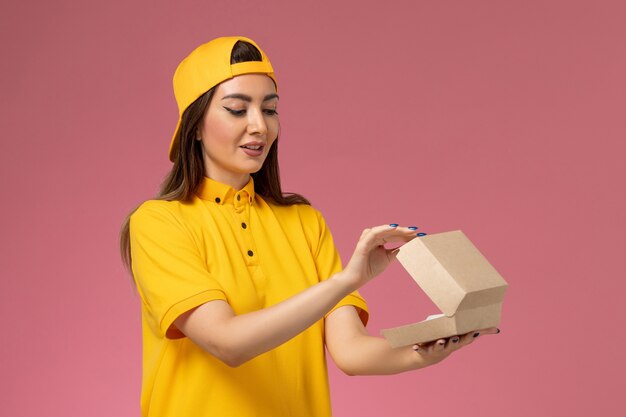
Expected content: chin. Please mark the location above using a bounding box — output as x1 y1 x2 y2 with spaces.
235 163 263 175
244 159 267 172
248 165 265 174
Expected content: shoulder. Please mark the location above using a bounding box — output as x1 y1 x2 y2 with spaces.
261 198 325 228
129 199 194 236
261 199 334 254
131 199 178 223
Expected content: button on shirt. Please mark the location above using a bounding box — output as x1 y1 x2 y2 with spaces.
129 176 369 417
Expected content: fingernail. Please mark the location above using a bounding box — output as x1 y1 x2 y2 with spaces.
408 226 418 230
417 232 427 236
389 223 399 227
473 332 480 338
452 337 459 343
496 328 501 334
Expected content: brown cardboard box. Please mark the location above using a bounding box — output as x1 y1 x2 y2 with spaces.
381 230 508 347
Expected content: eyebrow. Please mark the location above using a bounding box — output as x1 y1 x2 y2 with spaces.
221 93 279 102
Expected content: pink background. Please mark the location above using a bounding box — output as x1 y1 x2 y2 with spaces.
2 0 624 416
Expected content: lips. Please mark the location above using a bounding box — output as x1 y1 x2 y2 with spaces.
239 141 266 152
239 142 265 157
240 144 264 151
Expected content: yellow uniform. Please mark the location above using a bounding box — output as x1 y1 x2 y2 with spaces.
130 175 368 417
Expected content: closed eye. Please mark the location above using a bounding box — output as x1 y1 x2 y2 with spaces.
223 107 245 116
223 107 278 117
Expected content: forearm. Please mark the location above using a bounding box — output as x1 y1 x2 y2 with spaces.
187 271 357 367
336 334 431 375
328 316 496 375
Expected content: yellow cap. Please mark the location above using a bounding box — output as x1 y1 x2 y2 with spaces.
168 36 278 162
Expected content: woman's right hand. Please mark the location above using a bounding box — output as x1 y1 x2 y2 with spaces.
338 224 419 291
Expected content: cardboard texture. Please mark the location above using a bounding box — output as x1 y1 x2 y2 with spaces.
381 230 508 347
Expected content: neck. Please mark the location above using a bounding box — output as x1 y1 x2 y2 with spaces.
205 172 250 190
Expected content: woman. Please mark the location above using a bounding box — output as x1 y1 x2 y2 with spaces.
120 36 497 417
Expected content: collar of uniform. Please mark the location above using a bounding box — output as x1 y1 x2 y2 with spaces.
196 176 256 205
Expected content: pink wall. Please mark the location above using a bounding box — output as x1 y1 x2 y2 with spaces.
2 0 624 415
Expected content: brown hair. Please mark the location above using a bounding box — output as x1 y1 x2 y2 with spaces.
119 41 310 275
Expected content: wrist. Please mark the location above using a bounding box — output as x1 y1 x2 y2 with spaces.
330 270 361 294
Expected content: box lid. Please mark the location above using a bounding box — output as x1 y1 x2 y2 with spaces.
395 230 508 317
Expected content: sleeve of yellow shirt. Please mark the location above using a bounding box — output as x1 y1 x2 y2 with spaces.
129 200 227 339
312 208 369 326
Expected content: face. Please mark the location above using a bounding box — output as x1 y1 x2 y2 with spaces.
197 74 279 188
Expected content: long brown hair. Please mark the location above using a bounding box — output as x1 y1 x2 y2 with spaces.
120 41 309 275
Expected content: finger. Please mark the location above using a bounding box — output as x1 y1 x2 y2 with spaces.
433 338 447 353
359 226 417 251
456 332 475 347
465 327 499 342
383 233 423 260
375 237 417 253
447 335 462 352
458 328 491 347
370 224 420 238
414 341 434 355
387 247 401 262
377 233 418 245
372 226 420 245
477 327 500 336
413 345 431 357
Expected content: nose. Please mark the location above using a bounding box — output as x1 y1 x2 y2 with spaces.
247 107 268 136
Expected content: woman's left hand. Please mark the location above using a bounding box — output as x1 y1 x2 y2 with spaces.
412 327 501 366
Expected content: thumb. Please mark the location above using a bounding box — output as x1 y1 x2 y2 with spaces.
388 247 400 261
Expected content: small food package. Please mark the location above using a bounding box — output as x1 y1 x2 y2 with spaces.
381 230 508 347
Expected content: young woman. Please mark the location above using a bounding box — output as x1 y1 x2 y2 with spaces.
120 36 497 417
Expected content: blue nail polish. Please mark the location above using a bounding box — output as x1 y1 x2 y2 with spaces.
389 223 399 227
408 226 418 230
417 232 427 236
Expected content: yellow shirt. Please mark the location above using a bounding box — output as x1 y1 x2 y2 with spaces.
129 176 369 417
